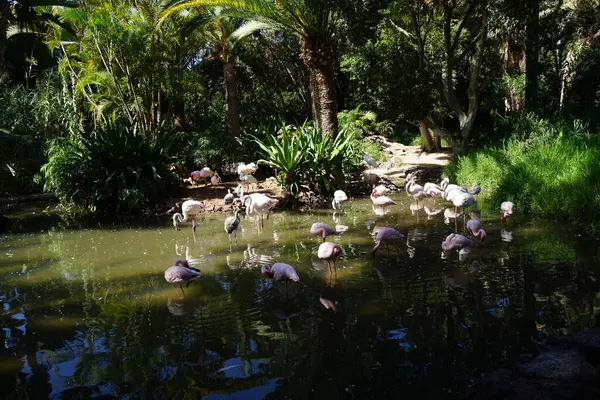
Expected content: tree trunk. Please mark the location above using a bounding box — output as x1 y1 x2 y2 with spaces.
525 0 539 111
418 120 434 152
223 62 241 138
311 65 338 138
0 0 9 72
309 70 322 133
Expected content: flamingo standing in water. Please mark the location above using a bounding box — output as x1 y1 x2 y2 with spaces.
261 263 299 282
372 227 405 256
332 190 348 210
466 219 486 242
243 193 278 228
172 200 205 231
451 191 477 222
406 175 426 208
501 201 514 222
224 209 243 244
441 233 473 252
370 189 396 210
318 242 343 275
164 259 202 295
310 222 340 241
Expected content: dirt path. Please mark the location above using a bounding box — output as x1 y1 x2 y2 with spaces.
363 135 453 187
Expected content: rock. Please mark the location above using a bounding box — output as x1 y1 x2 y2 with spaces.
553 327 600 353
517 349 597 381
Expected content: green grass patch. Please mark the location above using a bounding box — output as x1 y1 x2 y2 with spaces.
445 133 600 230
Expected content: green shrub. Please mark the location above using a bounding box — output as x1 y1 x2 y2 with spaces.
254 122 358 195
446 117 600 229
41 125 179 215
337 106 394 137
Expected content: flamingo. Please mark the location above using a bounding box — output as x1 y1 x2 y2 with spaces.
332 190 348 210
239 174 258 192
372 185 391 196
211 172 221 185
406 175 426 207
238 162 258 176
444 207 463 225
243 193 279 228
310 222 340 241
172 200 205 231
164 259 202 295
261 263 299 295
190 167 213 185
319 296 337 311
224 209 243 243
370 189 396 209
372 227 405 256
235 183 244 198
224 189 234 204
451 191 477 221
318 242 343 275
466 218 486 242
501 201 514 222
424 205 443 220
423 182 443 197
441 233 473 252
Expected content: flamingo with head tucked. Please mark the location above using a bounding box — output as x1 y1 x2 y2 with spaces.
332 190 348 210
441 233 473 252
261 263 299 282
370 189 396 209
501 201 514 222
190 167 213 186
310 222 340 241
318 242 343 275
466 219 486 242
172 200 205 231
164 259 202 295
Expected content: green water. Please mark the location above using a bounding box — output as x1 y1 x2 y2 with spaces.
1 196 599 399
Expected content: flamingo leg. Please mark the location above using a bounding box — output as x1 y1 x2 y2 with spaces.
328 261 332 275
180 284 185 295
192 218 197 232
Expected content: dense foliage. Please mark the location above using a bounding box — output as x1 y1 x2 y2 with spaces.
0 0 598 219
446 114 600 229
41 125 178 215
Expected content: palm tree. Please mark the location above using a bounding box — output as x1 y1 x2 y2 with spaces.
0 0 78 72
161 0 341 138
176 8 268 138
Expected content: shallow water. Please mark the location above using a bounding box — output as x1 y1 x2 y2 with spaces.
1 195 600 399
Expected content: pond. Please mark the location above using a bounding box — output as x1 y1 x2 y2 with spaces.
1 195 600 399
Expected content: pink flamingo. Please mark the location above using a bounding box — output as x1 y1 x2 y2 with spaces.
370 189 396 209
372 227 405 256
164 259 202 295
318 242 343 275
243 193 279 228
423 182 443 197
372 185 391 196
501 201 514 222
441 233 473 252
172 200 205 231
261 263 300 282
310 222 340 241
190 167 213 186
406 175 426 207
466 219 486 242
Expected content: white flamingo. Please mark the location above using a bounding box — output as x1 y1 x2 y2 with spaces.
243 193 279 228
238 162 258 176
172 200 205 231
332 190 348 210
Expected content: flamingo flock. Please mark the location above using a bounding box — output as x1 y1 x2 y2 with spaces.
165 168 515 298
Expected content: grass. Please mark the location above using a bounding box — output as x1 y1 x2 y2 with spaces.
445 133 600 230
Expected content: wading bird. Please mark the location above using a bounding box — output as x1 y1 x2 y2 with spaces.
332 190 348 210
164 259 202 295
318 242 343 275
224 189 234 204
239 174 257 192
211 172 221 185
372 227 405 256
310 222 340 241
224 209 243 244
370 189 396 209
406 175 426 207
441 233 473 252
423 182 443 197
364 152 378 169
373 185 391 196
261 263 299 295
172 200 205 231
238 162 258 176
243 193 278 228
451 191 476 220
190 167 213 185
466 219 486 242
501 201 514 222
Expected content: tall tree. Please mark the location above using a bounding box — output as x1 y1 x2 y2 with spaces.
161 0 344 138
525 0 539 110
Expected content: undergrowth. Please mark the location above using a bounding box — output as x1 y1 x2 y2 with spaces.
446 115 600 230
